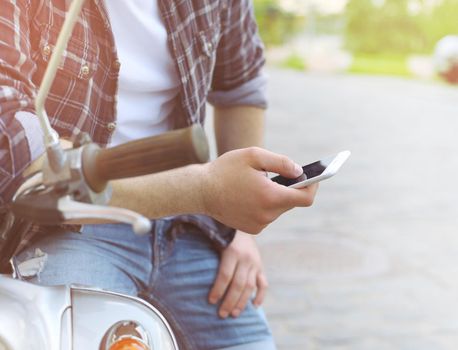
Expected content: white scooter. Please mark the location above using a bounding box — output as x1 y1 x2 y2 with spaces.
0 275 178 349
0 0 209 348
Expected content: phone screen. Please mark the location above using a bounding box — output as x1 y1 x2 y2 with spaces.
271 158 331 186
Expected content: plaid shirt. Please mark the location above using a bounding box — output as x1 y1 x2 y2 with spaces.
0 0 266 248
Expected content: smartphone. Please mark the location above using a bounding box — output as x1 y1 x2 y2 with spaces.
271 150 351 188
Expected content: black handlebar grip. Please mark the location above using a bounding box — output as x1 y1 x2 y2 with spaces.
82 124 209 192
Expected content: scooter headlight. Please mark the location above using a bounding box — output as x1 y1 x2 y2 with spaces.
108 338 149 350
100 321 151 350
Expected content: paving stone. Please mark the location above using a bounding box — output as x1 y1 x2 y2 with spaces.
253 69 458 349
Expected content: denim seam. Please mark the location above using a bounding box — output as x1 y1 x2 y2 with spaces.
147 220 170 291
146 223 158 290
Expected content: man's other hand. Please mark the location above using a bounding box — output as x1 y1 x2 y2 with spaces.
208 231 267 318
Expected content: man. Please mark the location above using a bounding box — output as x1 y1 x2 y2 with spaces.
0 0 318 349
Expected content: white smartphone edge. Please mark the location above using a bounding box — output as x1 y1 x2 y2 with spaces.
289 150 351 189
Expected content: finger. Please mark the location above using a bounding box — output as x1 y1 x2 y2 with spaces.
278 183 319 208
218 263 250 318
231 268 257 318
247 148 303 179
208 253 237 305
253 272 268 307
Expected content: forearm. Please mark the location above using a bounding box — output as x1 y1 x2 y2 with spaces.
108 163 207 219
214 105 265 154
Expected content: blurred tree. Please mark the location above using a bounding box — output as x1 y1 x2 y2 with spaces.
345 0 422 55
345 0 458 55
422 0 458 49
253 0 305 47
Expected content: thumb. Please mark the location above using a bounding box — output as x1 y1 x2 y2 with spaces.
249 148 303 178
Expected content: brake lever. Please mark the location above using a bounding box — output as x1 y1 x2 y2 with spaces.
12 137 152 235
12 184 151 236
58 196 151 235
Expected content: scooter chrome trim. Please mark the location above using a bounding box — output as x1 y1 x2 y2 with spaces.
70 286 179 350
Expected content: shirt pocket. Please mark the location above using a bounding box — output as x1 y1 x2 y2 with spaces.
35 24 100 134
38 25 99 81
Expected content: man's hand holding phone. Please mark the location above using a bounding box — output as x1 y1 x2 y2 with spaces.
201 147 319 234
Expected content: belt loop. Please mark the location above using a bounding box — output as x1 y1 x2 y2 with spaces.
167 221 180 242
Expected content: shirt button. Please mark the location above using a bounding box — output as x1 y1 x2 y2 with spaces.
113 60 121 70
42 44 52 56
107 122 116 132
81 64 90 77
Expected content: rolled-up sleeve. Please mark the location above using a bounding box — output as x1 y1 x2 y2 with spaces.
208 0 267 109
207 70 267 108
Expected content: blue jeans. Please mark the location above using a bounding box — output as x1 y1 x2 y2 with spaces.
15 219 276 350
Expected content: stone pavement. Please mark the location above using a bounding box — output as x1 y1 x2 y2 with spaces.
254 70 458 349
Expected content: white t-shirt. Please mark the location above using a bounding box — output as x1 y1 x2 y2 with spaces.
105 0 180 146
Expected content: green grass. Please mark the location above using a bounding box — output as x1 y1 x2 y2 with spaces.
280 53 307 71
349 54 411 77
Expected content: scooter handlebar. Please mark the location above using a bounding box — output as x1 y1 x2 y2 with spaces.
82 124 209 192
